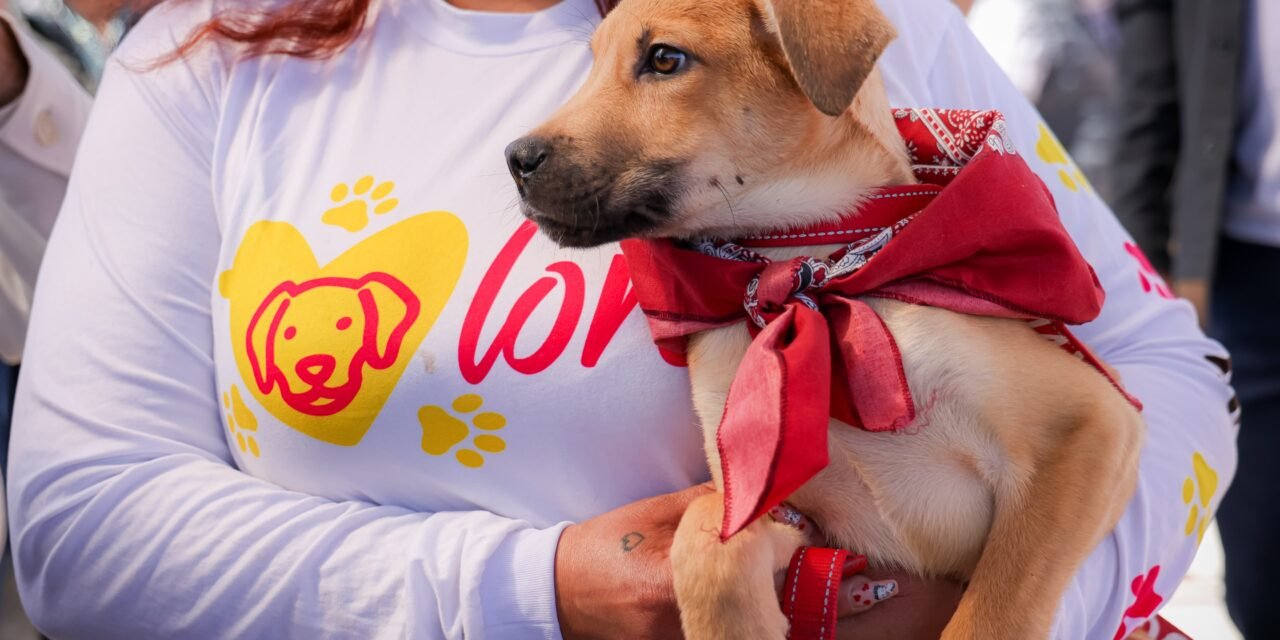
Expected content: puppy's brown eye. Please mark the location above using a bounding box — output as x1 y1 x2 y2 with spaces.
646 45 688 75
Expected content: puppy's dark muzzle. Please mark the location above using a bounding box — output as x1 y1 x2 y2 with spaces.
504 135 679 248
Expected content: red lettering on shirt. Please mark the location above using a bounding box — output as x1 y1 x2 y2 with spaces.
582 254 639 367
460 222 586 384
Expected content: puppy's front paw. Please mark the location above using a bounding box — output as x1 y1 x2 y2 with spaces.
671 494 794 640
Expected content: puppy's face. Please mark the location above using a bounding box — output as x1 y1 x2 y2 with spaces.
508 0 898 247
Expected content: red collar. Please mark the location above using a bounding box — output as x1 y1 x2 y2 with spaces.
620 108 1140 539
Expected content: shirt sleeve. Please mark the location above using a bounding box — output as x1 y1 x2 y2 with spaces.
919 9 1237 639
6 8 566 640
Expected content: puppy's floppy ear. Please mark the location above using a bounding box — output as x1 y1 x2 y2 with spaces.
762 0 897 116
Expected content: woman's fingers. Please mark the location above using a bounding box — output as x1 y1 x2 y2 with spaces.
767 504 821 542
837 574 899 617
833 573 966 640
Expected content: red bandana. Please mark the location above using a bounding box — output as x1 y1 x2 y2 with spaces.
620 109 1142 539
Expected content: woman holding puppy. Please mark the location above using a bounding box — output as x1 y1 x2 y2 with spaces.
7 0 1235 638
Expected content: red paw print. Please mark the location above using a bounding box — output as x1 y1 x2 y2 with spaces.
1113 565 1165 640
1124 242 1174 299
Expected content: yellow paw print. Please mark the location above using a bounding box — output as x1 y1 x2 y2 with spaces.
1182 452 1219 544
1035 124 1092 193
418 394 507 468
223 385 261 458
322 176 400 232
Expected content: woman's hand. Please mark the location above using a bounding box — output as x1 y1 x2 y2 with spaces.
554 483 712 639
554 484 963 639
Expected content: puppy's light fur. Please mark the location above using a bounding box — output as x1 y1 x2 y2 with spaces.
514 0 1145 637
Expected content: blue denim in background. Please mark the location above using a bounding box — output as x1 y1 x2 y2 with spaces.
0 363 15 476
1211 236 1280 640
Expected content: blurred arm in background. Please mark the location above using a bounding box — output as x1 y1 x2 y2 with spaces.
20 0 154 91
1111 0 1179 277
1111 0 1245 320
0 0 92 563
0 3 28 105
0 1 90 365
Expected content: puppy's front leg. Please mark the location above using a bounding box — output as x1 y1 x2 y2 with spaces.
942 398 1144 639
671 493 806 640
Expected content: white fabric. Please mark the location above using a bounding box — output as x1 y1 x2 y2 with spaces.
965 0 1051 100
1224 0 1280 247
0 10 91 364
8 1 1235 639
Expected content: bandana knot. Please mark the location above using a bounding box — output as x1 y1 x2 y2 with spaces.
747 259 812 328
742 222 908 329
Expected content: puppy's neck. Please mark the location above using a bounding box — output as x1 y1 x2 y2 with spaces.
808 67 915 206
846 68 915 186
716 70 915 242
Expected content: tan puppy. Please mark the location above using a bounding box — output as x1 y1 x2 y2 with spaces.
506 0 1144 638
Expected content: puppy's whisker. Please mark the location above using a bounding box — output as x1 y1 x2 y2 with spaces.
714 179 737 229
592 194 602 237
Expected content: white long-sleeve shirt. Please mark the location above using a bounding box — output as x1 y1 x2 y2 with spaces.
0 10 91 365
8 0 1237 639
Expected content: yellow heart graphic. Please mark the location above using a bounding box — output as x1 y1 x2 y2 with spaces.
219 212 468 446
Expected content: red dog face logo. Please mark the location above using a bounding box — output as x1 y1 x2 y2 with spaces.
246 273 420 416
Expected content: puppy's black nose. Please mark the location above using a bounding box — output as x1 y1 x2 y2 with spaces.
506 137 551 180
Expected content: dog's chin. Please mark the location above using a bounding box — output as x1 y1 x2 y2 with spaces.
521 204 665 248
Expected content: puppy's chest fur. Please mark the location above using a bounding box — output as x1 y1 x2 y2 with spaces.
685 244 1045 578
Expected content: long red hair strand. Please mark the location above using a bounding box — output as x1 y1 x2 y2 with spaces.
170 0 618 61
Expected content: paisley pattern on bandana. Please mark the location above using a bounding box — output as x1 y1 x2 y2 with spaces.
694 218 916 329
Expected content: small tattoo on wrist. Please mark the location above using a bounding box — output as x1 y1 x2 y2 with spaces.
621 532 646 552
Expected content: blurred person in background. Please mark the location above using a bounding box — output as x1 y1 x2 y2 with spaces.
17 0 148 91
1 0 155 486
1 3 146 635
1112 1 1275 637
0 0 92 508
966 0 1122 200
